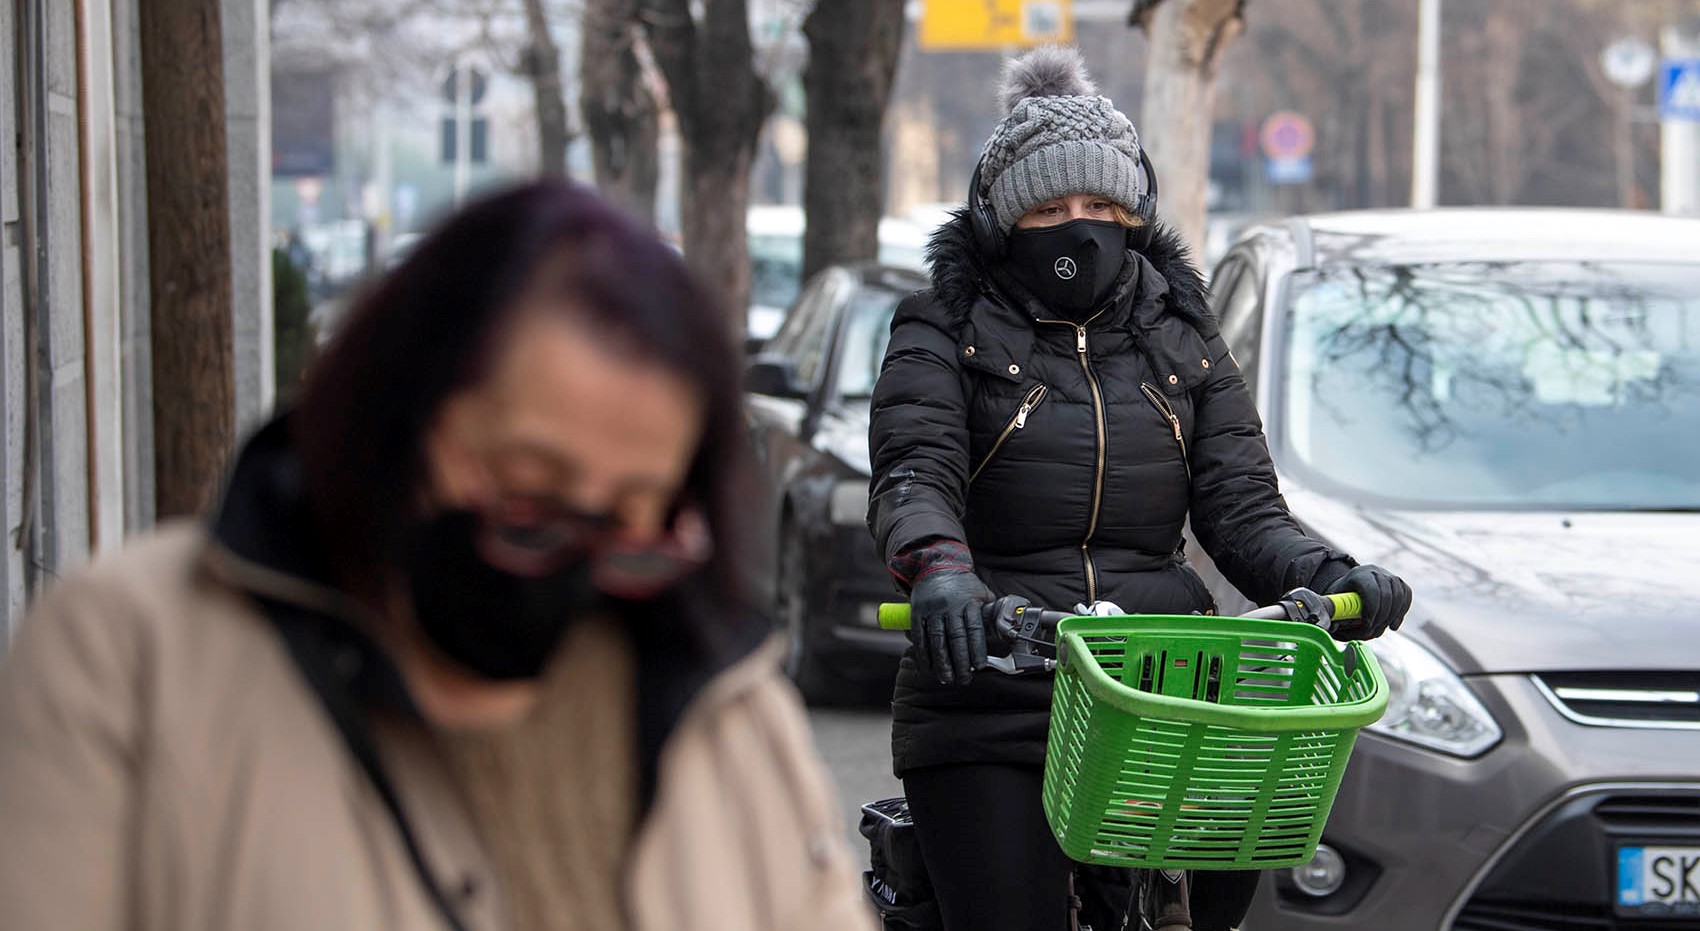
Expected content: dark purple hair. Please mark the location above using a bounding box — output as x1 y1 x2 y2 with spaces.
292 181 758 625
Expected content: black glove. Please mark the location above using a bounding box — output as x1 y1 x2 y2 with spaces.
1325 564 1412 641
889 539 994 685
910 567 993 685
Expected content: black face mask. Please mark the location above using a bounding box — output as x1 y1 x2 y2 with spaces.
1003 218 1130 317
404 510 603 681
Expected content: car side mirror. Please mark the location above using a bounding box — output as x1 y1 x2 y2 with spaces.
744 355 808 399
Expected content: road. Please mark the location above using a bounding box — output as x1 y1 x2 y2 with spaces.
808 705 903 853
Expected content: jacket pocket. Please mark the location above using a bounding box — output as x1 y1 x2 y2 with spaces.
970 384 1048 484
1139 320 1215 396
1140 383 1192 482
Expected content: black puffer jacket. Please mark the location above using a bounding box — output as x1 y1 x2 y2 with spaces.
868 212 1355 775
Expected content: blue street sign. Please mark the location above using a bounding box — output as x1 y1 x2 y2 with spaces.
1266 156 1313 185
1659 59 1700 122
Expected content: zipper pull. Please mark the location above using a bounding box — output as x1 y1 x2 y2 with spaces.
1169 416 1183 442
1016 400 1036 429
1075 326 1087 354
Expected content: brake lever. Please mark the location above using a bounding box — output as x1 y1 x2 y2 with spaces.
984 653 1056 674
980 595 1057 675
1276 586 1336 634
983 594 1032 645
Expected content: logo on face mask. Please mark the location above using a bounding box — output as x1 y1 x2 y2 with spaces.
1053 256 1077 280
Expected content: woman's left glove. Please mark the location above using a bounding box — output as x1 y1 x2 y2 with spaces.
1325 565 1412 640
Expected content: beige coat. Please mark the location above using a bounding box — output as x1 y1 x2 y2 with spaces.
0 526 878 931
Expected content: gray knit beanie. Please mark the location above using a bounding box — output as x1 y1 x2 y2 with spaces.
978 46 1145 233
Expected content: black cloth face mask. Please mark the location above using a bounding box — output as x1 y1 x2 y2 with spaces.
1002 218 1130 317
404 509 603 681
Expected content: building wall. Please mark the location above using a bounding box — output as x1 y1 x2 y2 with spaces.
112 0 155 534
225 0 273 435
38 0 94 581
1 0 25 639
1 0 269 645
77 0 130 555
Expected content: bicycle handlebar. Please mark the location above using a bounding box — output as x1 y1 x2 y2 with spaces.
877 590 1362 633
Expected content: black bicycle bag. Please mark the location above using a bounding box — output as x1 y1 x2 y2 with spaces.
860 797 945 930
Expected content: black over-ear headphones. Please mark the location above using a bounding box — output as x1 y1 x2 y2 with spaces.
968 148 1160 260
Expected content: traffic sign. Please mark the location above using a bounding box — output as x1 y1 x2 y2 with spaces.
1259 111 1315 161
442 67 488 106
1660 59 1700 122
1266 156 1312 186
920 0 1073 51
1602 38 1657 89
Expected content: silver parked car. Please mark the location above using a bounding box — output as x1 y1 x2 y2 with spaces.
1191 210 1700 930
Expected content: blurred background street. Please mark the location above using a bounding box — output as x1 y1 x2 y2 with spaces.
810 707 902 849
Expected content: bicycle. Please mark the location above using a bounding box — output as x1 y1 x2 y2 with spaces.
862 587 1389 931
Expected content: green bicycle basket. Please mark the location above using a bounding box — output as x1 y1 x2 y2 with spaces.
1041 614 1388 871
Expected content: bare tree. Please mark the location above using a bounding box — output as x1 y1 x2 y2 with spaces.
140 0 236 516
521 0 573 176
1130 0 1247 259
642 0 775 324
581 0 661 222
1246 0 1417 212
1439 0 1619 207
800 0 907 281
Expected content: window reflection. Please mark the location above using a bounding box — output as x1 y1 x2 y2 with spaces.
1281 261 1700 510
836 291 900 398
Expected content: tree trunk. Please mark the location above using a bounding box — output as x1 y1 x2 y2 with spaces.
523 0 572 177
1132 0 1245 260
138 0 235 518
644 0 773 328
581 0 660 223
800 0 908 282
1367 91 1390 207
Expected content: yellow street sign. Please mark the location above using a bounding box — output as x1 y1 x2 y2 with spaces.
919 0 1074 51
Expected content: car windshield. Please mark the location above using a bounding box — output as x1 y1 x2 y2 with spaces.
1280 260 1700 510
750 234 802 310
836 288 901 398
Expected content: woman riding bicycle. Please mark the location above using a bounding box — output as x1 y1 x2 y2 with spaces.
868 47 1412 931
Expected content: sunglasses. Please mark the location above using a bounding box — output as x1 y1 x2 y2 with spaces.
471 497 713 599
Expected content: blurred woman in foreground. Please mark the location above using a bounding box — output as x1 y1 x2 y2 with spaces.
0 181 875 931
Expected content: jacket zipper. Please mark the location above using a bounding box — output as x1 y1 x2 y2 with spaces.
1035 310 1110 603
970 384 1049 484
1140 383 1192 482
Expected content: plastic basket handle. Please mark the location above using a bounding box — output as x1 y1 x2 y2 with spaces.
878 603 912 630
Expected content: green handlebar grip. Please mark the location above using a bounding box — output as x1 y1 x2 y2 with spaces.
1327 591 1362 622
878 603 913 631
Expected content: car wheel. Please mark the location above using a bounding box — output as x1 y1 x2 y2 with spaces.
775 516 841 704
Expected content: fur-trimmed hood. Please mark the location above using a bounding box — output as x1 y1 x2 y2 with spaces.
920 208 1216 337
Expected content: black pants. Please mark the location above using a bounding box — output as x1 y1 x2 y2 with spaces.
903 763 1261 931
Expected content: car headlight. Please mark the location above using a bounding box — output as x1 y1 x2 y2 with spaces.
1365 634 1502 759
829 479 869 526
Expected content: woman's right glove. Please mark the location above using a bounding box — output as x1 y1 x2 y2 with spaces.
890 539 993 685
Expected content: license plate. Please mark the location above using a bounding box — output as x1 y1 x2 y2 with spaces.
1617 846 1700 915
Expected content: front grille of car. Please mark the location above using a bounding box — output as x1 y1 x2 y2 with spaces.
1452 790 1700 931
1593 795 1700 830
1534 672 1700 728
1453 899 1695 931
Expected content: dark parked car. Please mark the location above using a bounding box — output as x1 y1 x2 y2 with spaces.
1195 209 1700 930
745 264 927 703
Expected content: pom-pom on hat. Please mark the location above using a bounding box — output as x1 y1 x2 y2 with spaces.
978 46 1146 233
